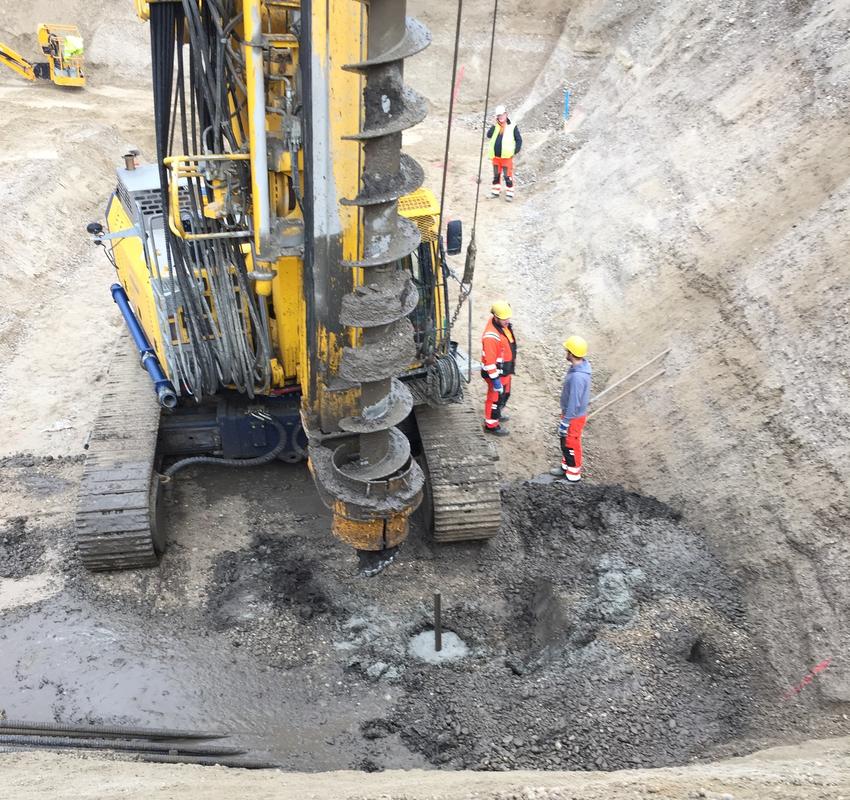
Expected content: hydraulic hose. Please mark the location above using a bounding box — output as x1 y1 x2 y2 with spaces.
126 752 279 769
0 719 225 740
162 414 288 478
110 284 178 409
0 734 245 757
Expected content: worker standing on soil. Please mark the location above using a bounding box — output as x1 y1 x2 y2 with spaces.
481 301 517 436
487 105 523 201
551 336 591 481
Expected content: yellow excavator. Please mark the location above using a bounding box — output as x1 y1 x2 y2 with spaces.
0 24 85 87
77 0 500 575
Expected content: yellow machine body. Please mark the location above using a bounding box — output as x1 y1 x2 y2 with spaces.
37 24 86 87
0 43 36 81
112 176 448 398
0 25 85 87
106 0 452 558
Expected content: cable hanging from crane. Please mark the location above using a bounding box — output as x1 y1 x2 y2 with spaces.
437 0 500 331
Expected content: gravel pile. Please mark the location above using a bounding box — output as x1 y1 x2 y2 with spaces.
380 482 759 771
194 480 765 770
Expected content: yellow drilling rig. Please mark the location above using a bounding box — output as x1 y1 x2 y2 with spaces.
0 24 85 87
77 0 500 575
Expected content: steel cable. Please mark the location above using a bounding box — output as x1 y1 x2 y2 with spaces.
448 0 500 328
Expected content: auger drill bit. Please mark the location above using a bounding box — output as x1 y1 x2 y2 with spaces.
306 0 430 574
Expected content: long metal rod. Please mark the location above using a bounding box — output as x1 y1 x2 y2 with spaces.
587 369 666 420
0 734 245 757
434 592 442 652
590 348 671 404
244 0 271 252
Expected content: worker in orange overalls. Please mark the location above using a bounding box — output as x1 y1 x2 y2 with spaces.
550 335 591 481
486 105 523 201
481 300 517 436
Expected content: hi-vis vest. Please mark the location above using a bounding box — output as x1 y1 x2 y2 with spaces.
488 122 517 160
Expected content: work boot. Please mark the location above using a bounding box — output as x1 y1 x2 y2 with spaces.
499 413 510 422
483 425 509 437
549 466 566 477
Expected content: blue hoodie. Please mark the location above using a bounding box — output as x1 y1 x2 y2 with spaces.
561 359 592 420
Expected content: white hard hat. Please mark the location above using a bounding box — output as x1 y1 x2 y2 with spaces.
494 104 506 116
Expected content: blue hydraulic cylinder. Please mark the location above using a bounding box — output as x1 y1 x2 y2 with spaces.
110 283 178 409
563 89 570 120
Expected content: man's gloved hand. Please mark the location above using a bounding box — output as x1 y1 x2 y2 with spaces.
492 377 504 394
558 419 569 437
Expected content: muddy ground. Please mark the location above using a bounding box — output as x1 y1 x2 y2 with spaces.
0 457 843 772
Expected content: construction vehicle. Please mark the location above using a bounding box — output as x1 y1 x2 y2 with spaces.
0 25 85 87
76 0 501 575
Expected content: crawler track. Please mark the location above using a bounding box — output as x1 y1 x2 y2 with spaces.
75 340 162 570
414 402 502 542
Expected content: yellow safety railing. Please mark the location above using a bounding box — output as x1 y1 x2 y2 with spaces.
163 154 252 242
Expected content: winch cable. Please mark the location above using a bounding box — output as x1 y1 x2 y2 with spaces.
443 0 500 328
435 0 463 247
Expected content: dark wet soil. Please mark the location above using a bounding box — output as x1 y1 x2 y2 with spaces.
387 482 758 770
0 462 842 771
0 517 46 579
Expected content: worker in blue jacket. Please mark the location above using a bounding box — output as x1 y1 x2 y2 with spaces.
550 336 591 482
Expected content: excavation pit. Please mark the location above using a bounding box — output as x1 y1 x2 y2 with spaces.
408 630 469 664
0 464 836 774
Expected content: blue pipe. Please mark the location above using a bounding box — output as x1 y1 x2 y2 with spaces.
110 283 178 409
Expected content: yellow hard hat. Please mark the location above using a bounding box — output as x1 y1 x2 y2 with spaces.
563 335 588 358
490 300 512 320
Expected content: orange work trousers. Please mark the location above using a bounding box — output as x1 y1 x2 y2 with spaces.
492 156 514 186
559 415 586 481
484 375 512 429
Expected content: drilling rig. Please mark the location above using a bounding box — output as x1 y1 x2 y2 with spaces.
76 0 501 574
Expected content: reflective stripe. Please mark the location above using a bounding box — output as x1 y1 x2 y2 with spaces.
566 467 581 475
488 372 500 379
483 333 501 340
566 474 581 482
483 363 498 370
